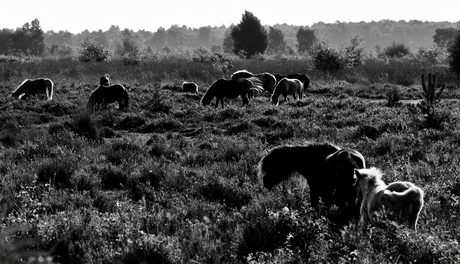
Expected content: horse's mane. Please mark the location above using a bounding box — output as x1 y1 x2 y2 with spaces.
358 167 387 192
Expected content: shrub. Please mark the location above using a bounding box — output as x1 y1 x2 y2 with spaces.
78 39 110 62
0 120 22 147
310 40 345 72
386 86 401 107
67 112 100 141
117 113 146 131
105 141 144 165
37 159 76 189
383 42 411 58
99 167 128 190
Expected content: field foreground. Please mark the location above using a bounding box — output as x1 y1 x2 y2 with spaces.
0 59 460 264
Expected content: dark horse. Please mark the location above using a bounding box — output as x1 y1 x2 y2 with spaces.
274 73 310 90
231 70 277 94
87 84 129 113
258 142 366 213
200 78 262 108
11 78 54 101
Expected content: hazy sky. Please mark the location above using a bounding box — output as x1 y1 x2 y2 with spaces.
2 0 458 33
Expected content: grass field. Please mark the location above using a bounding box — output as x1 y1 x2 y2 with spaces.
0 56 459 264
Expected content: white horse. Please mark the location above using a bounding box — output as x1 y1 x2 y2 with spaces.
354 167 425 231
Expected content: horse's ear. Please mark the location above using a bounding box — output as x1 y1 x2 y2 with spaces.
354 169 360 177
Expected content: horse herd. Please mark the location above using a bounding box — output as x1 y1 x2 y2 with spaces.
10 70 307 112
9 74 425 231
258 142 425 231
200 70 310 108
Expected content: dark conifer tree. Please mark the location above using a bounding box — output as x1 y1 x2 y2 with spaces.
448 30 460 76
231 11 268 58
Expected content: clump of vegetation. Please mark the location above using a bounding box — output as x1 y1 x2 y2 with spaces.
37 159 77 189
411 73 447 128
310 40 345 72
383 42 411 58
0 120 23 147
67 112 100 141
78 39 111 62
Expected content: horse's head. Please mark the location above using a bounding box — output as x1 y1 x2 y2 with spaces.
100 74 110 86
11 79 32 98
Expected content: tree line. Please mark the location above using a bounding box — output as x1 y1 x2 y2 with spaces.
0 15 458 58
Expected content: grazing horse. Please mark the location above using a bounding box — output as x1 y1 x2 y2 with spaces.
258 142 366 211
322 148 366 215
11 78 54 101
275 73 310 90
231 70 277 94
182 81 199 94
200 78 262 108
87 84 129 113
100 74 110 86
354 167 425 231
271 77 304 105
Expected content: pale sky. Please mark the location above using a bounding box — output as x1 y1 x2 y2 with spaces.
2 0 458 33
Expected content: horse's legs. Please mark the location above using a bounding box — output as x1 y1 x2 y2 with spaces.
408 201 422 231
242 94 249 106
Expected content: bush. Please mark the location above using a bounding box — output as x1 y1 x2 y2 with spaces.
67 113 100 141
37 159 76 189
310 40 345 72
99 167 128 190
0 121 22 147
383 42 411 58
78 39 110 62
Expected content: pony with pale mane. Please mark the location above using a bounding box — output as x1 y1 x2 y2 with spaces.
271 77 304 105
258 142 366 212
200 78 263 108
11 78 54 101
354 167 424 231
87 84 129 113
231 70 277 94
274 73 310 90
182 81 199 94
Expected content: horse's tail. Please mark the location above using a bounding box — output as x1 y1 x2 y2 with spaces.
87 91 96 114
258 146 295 189
122 87 129 110
303 74 311 89
46 79 54 101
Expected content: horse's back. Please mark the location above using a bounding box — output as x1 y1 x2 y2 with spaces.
231 70 254 79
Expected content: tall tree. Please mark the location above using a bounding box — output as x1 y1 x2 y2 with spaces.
433 28 457 48
231 11 268 58
296 27 316 54
197 26 212 47
267 26 286 54
448 29 460 76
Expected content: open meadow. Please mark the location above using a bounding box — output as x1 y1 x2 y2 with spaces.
1 56 460 263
